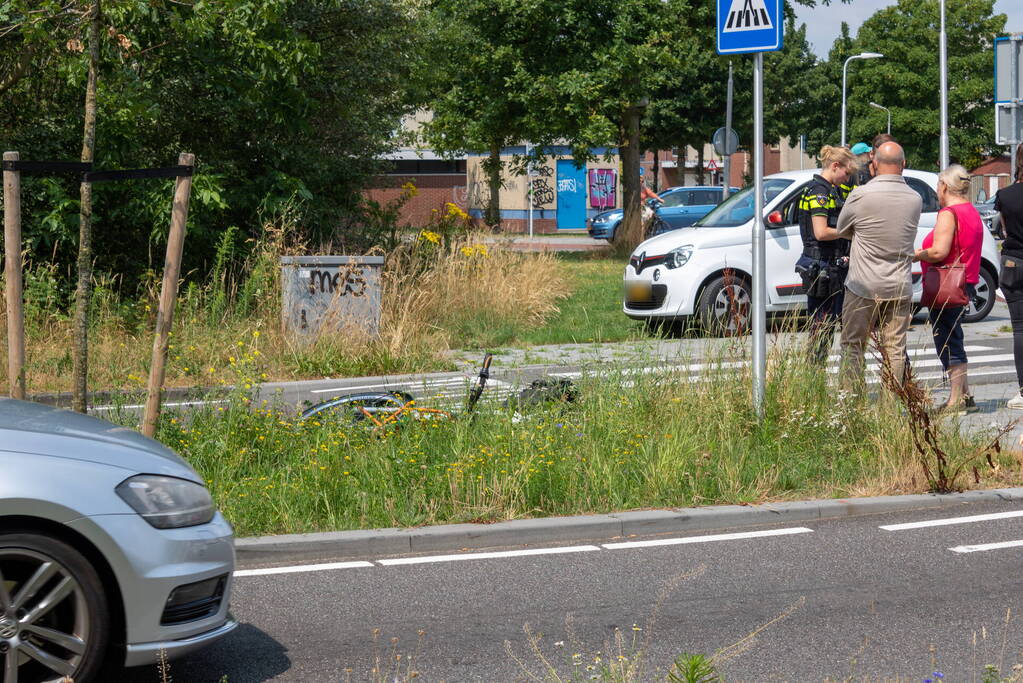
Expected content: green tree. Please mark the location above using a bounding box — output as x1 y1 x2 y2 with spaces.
845 0 1006 169
421 0 532 229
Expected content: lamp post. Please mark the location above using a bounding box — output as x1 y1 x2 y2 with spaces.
841 52 884 147
869 101 891 135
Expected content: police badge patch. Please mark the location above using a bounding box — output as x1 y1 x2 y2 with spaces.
816 193 830 207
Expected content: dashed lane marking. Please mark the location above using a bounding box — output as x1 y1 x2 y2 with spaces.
950 539 1023 553
234 561 374 577
880 509 1023 531
602 526 814 550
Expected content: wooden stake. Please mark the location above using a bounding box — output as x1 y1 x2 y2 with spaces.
142 153 194 437
3 151 25 399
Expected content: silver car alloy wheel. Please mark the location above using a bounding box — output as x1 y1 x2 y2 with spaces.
0 548 90 683
712 283 752 335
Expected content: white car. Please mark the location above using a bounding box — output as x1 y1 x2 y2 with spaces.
622 169 1001 334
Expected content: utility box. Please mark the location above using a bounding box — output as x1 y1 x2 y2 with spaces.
280 255 384 339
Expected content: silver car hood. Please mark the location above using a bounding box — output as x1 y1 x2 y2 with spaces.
0 398 201 481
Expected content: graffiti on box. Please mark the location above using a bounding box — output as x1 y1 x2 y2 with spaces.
589 168 617 209
307 266 367 298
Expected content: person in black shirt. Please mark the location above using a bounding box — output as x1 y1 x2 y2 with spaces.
795 145 859 365
996 152 1023 408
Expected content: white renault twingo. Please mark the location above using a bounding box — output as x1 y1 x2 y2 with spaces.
622 169 1001 334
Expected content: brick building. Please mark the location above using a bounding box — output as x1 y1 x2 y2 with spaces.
363 111 816 233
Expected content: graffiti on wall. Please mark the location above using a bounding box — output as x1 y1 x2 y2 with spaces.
530 164 554 208
589 168 617 209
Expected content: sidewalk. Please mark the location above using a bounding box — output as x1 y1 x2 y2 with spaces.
486 232 611 252
954 379 1023 442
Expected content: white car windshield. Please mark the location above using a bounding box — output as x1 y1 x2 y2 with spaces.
693 179 794 227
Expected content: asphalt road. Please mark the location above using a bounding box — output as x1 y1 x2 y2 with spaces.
124 500 1023 682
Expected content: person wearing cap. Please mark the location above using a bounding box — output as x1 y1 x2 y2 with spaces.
851 142 872 186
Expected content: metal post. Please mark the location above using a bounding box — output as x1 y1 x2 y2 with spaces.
526 142 534 239
752 53 766 419
1012 38 1020 184
841 58 849 147
3 151 25 399
939 0 949 168
723 62 734 202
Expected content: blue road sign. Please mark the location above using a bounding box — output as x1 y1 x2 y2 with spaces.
717 0 783 55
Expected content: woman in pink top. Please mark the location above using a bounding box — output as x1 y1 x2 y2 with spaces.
913 165 984 414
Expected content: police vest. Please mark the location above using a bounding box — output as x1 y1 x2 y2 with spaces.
797 175 850 259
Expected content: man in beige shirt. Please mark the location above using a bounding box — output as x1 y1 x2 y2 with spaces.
836 142 922 388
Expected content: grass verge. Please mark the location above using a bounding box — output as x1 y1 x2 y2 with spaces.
147 341 1022 538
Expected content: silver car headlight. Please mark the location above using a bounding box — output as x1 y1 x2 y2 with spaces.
665 245 694 269
116 475 215 529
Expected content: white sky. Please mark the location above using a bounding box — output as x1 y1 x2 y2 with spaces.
794 0 1021 56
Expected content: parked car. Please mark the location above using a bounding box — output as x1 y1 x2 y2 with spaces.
622 169 1001 334
974 197 1004 239
588 186 738 241
0 398 237 682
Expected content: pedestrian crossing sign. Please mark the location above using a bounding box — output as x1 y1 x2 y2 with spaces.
717 0 783 54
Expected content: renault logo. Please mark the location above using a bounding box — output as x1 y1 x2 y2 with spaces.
634 252 646 274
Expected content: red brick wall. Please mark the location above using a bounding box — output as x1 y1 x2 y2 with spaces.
364 175 468 228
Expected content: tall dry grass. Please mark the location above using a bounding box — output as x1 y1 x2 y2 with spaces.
0 220 565 394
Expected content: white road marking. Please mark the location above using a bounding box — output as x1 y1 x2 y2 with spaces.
880 509 1023 531
950 539 1023 553
602 526 814 550
377 545 601 566
311 377 508 395
234 560 374 577
90 399 230 413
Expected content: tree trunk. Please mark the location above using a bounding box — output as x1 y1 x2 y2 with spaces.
71 0 100 414
618 105 644 249
652 150 660 193
697 146 705 186
483 142 502 231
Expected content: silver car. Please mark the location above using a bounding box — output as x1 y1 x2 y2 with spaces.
0 398 236 682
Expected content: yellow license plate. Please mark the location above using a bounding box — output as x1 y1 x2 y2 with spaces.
626 281 652 302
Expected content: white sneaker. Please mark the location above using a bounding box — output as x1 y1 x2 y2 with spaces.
1008 391 1023 410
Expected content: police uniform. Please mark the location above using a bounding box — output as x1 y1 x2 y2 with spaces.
796 174 850 363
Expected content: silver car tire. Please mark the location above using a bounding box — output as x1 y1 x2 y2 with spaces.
0 533 109 683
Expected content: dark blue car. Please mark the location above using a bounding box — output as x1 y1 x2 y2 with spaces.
587 186 738 241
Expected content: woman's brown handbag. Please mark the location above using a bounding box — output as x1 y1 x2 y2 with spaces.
921 210 969 308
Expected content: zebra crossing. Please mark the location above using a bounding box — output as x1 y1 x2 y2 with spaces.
302 342 1019 412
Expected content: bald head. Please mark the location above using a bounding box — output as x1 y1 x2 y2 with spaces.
874 141 906 175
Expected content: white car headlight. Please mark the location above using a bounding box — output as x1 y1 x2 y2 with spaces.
665 245 694 269
116 475 215 529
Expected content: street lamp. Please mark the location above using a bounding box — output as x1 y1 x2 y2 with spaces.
841 52 884 147
869 101 891 135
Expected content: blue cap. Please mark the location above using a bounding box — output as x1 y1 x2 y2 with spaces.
851 142 871 155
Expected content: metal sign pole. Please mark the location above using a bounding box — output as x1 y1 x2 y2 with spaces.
723 62 734 202
939 0 949 168
526 142 534 239
1013 39 1020 184
752 52 766 418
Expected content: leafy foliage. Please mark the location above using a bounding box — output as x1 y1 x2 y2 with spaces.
1 0 425 294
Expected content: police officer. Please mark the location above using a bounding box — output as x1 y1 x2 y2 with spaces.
796 145 860 365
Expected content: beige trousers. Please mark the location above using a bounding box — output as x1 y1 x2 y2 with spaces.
839 289 913 389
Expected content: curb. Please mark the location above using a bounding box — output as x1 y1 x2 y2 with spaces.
235 487 1023 565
